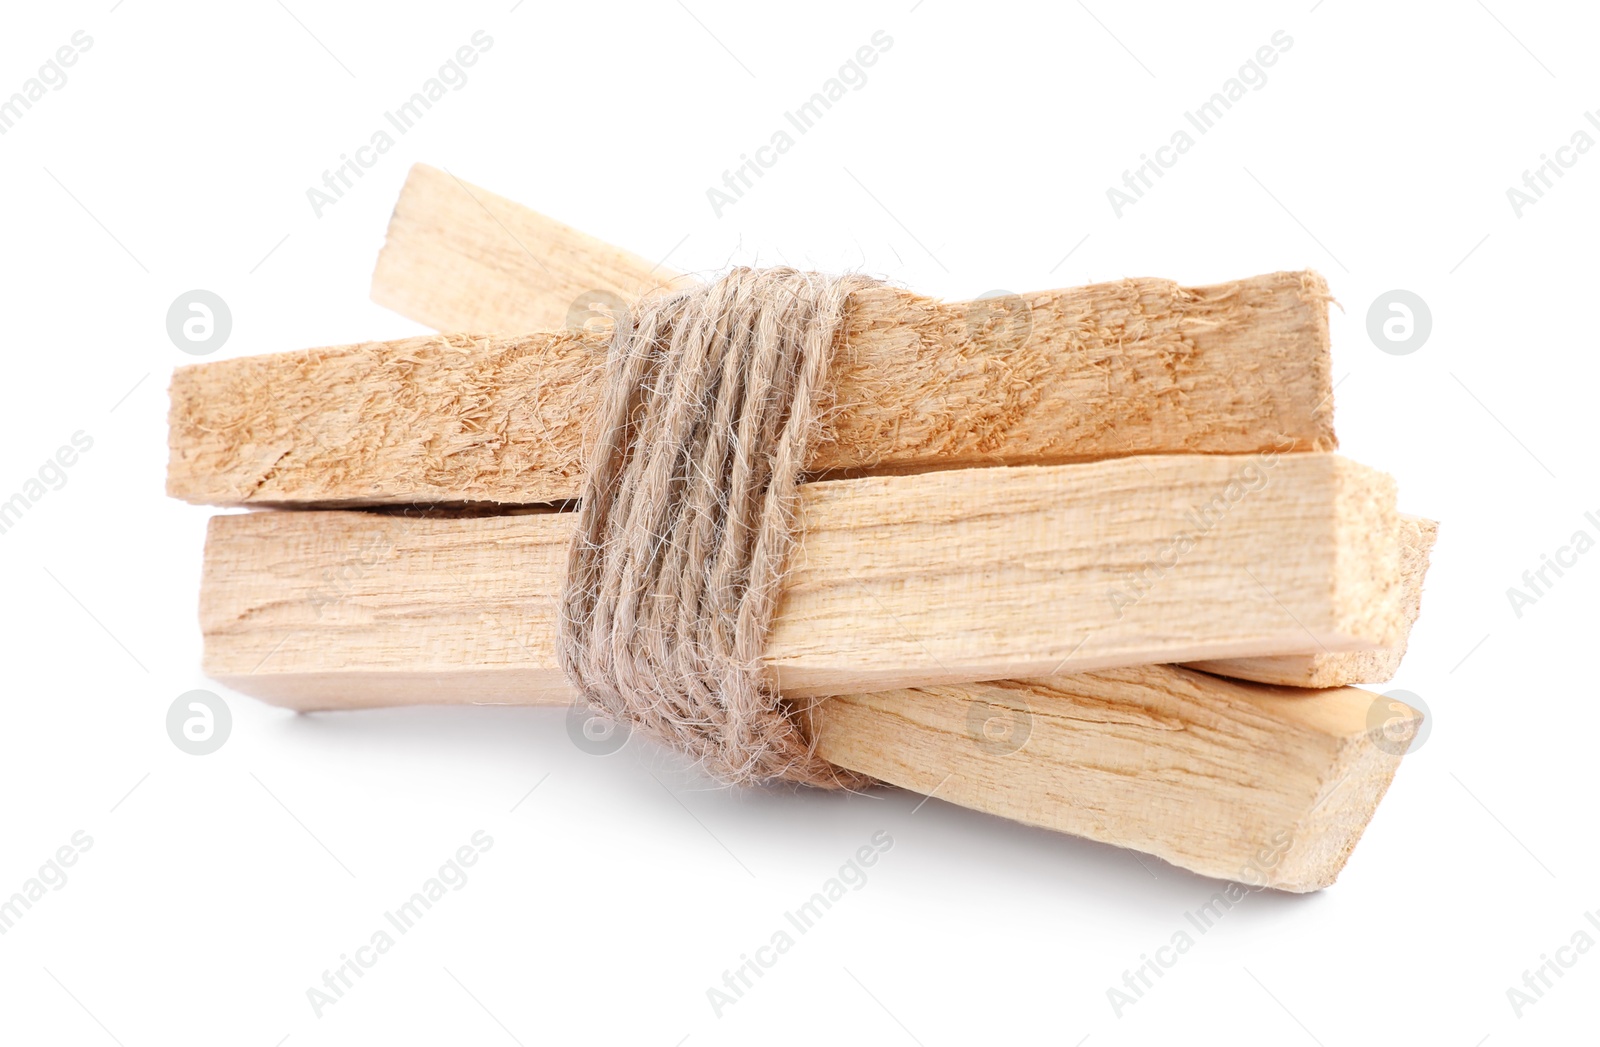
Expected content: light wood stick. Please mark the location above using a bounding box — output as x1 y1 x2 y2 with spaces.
200 453 1403 707
169 179 1336 508
370 164 690 334
1190 515 1438 686
198 455 1418 888
808 666 1420 891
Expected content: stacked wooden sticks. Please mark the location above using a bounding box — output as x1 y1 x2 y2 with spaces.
167 164 1435 891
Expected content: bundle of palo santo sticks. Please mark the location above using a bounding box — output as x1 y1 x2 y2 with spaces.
168 164 1434 892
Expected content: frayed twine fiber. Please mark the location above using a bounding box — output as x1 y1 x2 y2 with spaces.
558 268 879 788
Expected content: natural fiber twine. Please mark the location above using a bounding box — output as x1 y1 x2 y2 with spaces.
557 268 878 788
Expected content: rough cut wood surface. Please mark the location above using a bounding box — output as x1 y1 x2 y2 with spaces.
167 277 1336 507
1190 515 1437 686
819 669 1420 896
809 665 1419 891
199 454 1403 707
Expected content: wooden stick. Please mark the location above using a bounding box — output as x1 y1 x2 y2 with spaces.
200 453 1403 707
197 455 1419 888
1190 515 1438 687
196 477 1419 888
169 179 1336 509
370 164 691 332
809 666 1420 891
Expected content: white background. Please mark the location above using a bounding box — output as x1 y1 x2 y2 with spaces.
1 1 1596 1043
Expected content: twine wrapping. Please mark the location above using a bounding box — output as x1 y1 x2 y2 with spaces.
558 268 879 787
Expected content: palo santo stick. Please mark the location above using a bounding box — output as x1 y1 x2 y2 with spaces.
1191 515 1438 687
170 258 1336 507
370 164 691 332
808 666 1421 891
199 454 1403 708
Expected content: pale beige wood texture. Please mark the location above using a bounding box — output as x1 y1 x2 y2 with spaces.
1189 515 1437 686
200 454 1403 707
168 276 1337 508
370 164 690 334
808 666 1420 892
